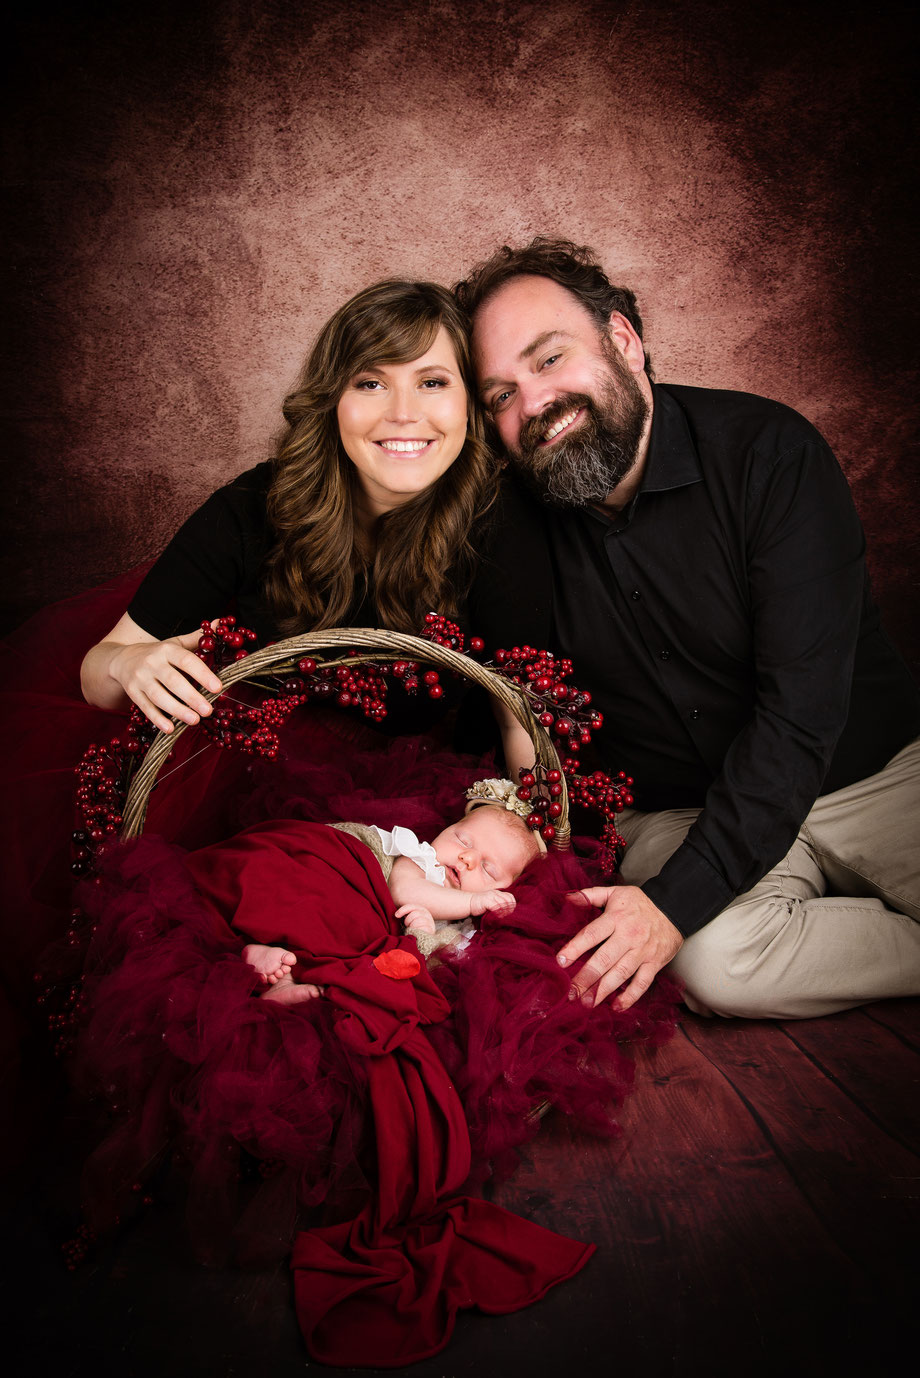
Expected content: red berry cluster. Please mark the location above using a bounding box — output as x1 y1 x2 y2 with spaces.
326 657 390 719
566 769 635 876
485 644 603 756
72 739 131 875
419 610 486 660
61 1223 97 1271
388 659 444 699
472 643 635 872
515 765 565 844
60 1176 155 1270
420 610 466 653
40 974 84 1058
36 902 95 1060
71 618 258 875
511 763 634 872
197 614 259 664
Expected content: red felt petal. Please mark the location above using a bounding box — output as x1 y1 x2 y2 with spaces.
373 949 421 980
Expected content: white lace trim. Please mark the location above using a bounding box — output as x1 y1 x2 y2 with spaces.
371 825 445 887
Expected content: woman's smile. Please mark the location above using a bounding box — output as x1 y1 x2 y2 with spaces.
373 437 436 455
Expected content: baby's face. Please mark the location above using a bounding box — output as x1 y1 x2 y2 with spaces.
430 807 533 892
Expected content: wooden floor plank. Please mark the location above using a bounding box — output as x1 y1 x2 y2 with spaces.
860 996 920 1047
681 1017 919 1291
491 1019 909 1376
776 1008 920 1149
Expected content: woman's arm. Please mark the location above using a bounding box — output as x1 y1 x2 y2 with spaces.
492 698 537 784
80 611 222 733
82 465 272 730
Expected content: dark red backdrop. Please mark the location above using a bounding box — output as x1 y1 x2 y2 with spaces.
2 0 918 666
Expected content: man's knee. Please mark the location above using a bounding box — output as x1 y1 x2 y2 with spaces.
669 899 802 1019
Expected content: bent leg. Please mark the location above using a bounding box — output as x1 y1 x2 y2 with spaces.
675 872 920 1020
803 736 920 921
617 797 920 1020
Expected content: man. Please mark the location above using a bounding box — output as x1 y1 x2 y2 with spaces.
455 237 920 1020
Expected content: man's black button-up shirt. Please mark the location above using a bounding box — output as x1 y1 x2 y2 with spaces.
469 384 920 936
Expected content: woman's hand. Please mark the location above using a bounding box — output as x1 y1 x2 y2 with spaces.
81 612 223 733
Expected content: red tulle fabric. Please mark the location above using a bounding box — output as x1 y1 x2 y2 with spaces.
3 571 681 1366
69 814 678 1364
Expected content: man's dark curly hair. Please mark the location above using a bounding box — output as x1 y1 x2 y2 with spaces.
454 236 652 378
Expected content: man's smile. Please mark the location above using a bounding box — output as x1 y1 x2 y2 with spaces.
540 407 584 446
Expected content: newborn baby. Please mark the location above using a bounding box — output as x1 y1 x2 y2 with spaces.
244 778 545 1001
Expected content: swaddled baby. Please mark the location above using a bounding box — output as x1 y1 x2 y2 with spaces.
244 778 545 1000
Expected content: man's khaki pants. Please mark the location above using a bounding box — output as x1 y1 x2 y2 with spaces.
617 737 920 1019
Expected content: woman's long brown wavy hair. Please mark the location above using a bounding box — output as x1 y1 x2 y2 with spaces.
264 280 495 636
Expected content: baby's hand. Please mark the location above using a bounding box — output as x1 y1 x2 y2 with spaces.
397 904 437 935
469 889 517 917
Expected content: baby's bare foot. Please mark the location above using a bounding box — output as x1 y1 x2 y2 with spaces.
242 943 297 984
259 973 324 1004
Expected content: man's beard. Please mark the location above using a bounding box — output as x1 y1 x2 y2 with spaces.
508 345 649 508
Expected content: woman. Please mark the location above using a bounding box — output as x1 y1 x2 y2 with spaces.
1 278 498 1158
80 278 495 733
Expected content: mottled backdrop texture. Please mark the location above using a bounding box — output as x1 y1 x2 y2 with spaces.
3 0 918 665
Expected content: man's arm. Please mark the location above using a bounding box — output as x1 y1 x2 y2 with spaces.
643 437 866 931
561 437 867 1007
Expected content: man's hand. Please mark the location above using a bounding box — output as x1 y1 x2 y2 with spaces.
557 885 683 1010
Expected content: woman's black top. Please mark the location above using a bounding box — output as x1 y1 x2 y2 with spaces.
129 462 277 644
127 461 455 736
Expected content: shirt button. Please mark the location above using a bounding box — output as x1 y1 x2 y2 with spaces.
659 649 671 661
689 708 701 720
631 590 641 600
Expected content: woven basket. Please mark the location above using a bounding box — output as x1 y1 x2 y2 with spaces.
120 628 570 845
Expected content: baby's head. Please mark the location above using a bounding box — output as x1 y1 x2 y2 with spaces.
430 779 545 893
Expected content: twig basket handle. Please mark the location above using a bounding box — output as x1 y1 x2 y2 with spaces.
120 629 569 844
